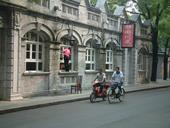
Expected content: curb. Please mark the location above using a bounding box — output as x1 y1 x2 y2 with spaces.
0 97 89 115
126 85 170 93
0 85 170 115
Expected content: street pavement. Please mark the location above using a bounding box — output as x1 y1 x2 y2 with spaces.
0 79 170 114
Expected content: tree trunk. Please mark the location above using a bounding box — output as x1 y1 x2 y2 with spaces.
163 55 168 80
151 27 158 82
163 38 169 80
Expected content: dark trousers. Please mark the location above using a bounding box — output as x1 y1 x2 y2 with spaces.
112 83 122 93
64 55 69 71
94 82 104 93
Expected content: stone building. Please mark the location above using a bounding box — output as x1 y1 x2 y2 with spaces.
0 0 166 100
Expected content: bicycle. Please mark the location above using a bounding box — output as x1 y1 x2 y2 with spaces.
107 82 125 104
90 82 110 103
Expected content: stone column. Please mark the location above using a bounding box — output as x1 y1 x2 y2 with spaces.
78 45 86 75
128 48 136 85
10 11 23 100
0 19 9 100
95 48 100 70
0 10 23 100
99 48 106 71
124 49 129 85
1 11 15 100
10 28 23 100
123 48 136 85
77 45 86 89
134 48 138 84
49 43 60 94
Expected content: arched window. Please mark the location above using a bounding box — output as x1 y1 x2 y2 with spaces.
138 48 147 70
85 39 96 71
105 43 113 71
23 31 48 72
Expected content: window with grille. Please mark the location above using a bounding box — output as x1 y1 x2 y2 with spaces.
60 45 72 71
141 28 147 36
106 44 113 71
138 48 148 71
62 4 79 17
138 54 146 70
24 31 45 72
85 41 95 71
42 0 49 8
60 36 77 71
28 0 50 8
88 12 100 22
108 18 118 28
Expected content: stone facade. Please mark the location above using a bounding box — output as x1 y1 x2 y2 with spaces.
0 0 166 100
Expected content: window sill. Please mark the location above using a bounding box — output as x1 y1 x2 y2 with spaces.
85 70 98 74
105 70 113 73
138 70 145 72
23 71 50 76
58 71 78 75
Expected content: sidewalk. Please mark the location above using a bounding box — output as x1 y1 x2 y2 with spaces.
0 79 170 115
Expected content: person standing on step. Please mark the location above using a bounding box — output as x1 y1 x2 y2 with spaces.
63 47 71 72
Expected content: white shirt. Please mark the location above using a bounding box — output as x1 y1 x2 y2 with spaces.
95 72 106 83
112 71 124 83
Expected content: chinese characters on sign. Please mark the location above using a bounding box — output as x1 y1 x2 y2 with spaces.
121 24 135 48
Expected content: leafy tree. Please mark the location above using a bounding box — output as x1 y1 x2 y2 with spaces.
89 0 97 7
107 0 126 12
159 9 170 80
108 0 170 81
133 0 170 81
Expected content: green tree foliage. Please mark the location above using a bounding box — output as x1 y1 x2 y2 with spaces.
90 0 126 12
89 0 97 7
159 9 170 80
107 0 126 12
159 8 170 41
108 0 170 81
133 0 170 81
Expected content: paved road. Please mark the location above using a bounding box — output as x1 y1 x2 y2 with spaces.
0 88 170 128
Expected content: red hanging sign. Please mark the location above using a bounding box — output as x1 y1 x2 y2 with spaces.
121 24 135 48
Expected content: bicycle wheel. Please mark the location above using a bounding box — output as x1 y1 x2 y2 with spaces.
121 88 125 97
90 92 96 103
119 88 125 102
107 88 116 104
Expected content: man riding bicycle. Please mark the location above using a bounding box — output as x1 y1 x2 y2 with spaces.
112 67 124 94
93 69 106 93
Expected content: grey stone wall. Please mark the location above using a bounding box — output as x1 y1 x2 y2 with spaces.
0 0 159 100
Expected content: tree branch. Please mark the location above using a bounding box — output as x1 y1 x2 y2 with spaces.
145 4 151 19
156 3 160 26
131 0 147 19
